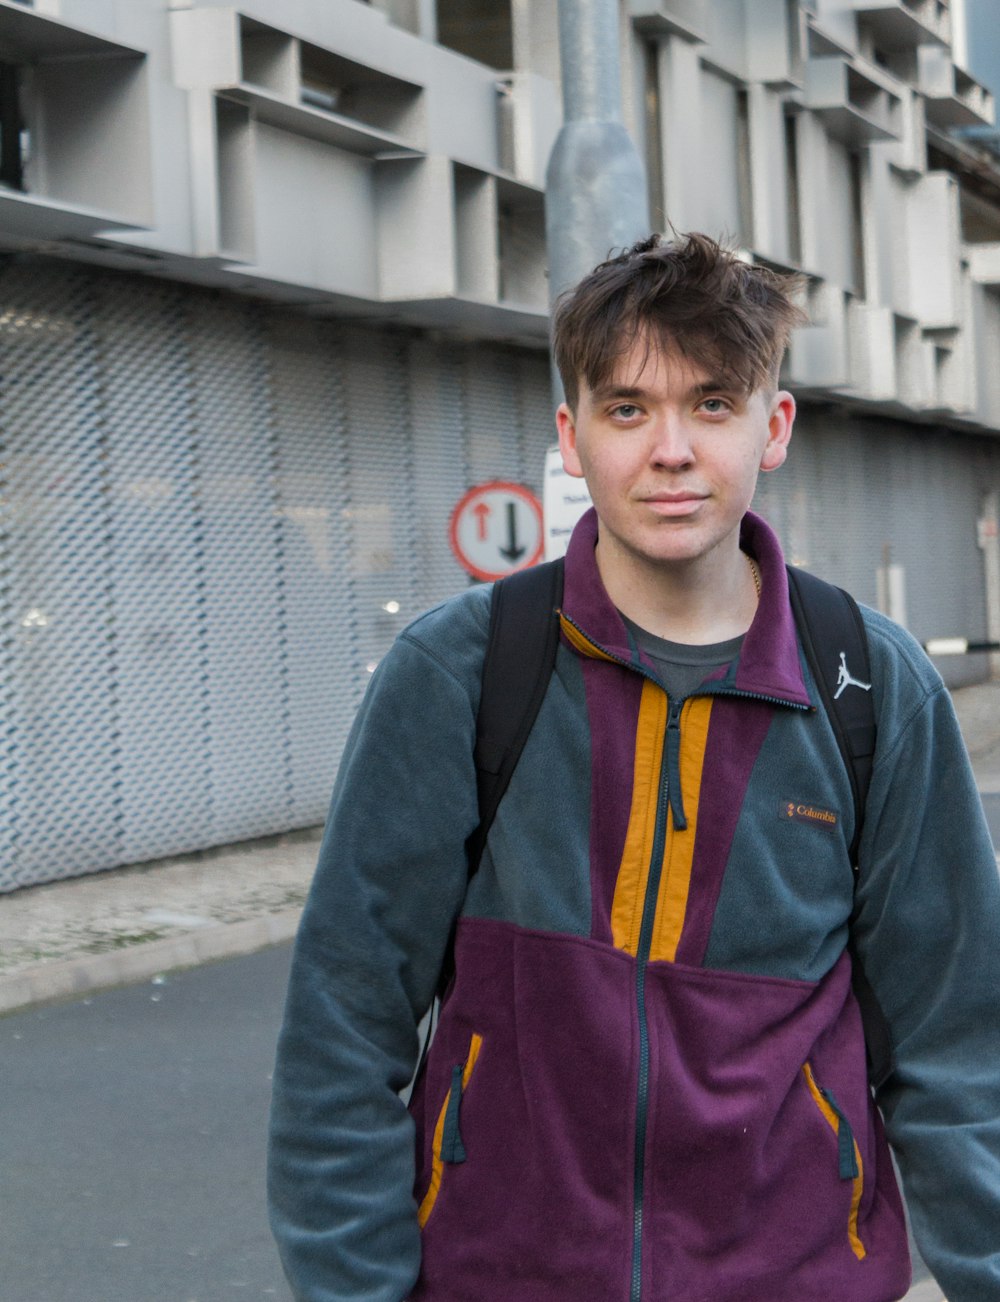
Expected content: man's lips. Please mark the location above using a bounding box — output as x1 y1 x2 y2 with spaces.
640 492 708 514
643 492 705 502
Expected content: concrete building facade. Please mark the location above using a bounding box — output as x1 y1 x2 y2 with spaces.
0 0 998 889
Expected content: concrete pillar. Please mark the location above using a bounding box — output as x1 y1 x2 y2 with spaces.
545 0 650 401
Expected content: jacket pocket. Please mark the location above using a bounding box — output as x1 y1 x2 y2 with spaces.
417 1032 483 1229
802 1061 866 1261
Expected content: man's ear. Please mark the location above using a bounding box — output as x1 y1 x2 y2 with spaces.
556 402 585 478
760 391 795 473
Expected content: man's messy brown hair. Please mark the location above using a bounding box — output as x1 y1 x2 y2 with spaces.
552 233 807 411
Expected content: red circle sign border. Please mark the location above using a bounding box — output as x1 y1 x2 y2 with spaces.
449 480 545 582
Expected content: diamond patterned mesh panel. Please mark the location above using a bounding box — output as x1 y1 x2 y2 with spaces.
190 294 291 847
463 349 530 485
342 329 422 691
267 316 359 825
408 339 473 606
98 276 212 865
0 259 552 891
0 265 119 884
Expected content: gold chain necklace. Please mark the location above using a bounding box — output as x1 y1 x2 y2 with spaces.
746 553 761 600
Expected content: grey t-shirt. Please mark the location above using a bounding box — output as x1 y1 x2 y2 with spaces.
620 614 744 703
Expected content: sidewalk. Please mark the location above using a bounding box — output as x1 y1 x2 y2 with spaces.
0 827 321 1015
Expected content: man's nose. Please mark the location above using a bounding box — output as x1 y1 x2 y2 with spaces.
650 414 694 467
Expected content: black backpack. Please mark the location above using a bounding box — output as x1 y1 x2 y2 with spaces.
466 557 894 1089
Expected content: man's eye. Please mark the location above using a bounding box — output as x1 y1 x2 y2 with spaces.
611 404 641 420
698 397 729 415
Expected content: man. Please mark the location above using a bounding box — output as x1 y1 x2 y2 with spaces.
268 234 1000 1300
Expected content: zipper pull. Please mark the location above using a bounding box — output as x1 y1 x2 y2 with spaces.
666 698 687 831
821 1087 859 1181
441 1064 468 1164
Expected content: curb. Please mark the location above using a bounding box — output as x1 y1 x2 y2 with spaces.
0 908 302 1016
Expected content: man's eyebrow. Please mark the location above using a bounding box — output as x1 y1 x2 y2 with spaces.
590 384 647 401
690 378 744 397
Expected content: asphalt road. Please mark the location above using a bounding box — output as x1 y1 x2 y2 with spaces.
2 945 295 1302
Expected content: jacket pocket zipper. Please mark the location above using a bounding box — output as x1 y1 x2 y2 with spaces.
418 1033 483 1228
802 1061 866 1261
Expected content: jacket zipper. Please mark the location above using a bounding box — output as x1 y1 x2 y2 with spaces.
631 695 682 1302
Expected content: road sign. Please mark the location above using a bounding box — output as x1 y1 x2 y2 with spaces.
449 481 544 581
543 444 592 560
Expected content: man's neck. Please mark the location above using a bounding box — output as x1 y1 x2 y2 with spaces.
595 536 758 645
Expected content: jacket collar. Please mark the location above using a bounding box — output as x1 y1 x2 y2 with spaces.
560 507 812 707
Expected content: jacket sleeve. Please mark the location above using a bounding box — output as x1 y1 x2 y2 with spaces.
267 610 483 1301
853 614 1000 1301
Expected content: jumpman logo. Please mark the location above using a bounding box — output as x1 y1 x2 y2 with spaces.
834 652 872 700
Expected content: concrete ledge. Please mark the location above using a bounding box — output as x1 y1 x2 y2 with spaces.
0 909 302 1016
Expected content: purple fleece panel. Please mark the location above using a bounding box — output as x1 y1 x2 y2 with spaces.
562 509 633 658
673 696 774 966
411 921 910 1301
411 918 636 1301
736 514 812 706
641 951 910 1300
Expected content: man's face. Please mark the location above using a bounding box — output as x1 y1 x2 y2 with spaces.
556 337 794 577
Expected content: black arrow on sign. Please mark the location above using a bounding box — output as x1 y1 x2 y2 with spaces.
499 501 526 561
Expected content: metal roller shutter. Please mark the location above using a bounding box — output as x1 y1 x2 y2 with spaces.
0 258 552 891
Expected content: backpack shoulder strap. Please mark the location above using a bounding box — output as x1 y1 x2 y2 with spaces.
785 565 894 1089
467 557 565 877
785 565 875 867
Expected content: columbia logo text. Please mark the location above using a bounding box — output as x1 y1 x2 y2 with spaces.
781 801 839 830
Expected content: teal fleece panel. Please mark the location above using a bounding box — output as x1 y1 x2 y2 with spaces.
704 651 857 981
